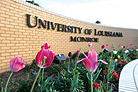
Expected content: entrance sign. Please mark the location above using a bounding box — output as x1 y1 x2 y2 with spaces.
26 14 123 42
0 0 137 73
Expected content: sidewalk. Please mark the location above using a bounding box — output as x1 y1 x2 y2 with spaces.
119 59 138 92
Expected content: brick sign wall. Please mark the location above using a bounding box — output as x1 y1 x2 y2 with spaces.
0 0 138 73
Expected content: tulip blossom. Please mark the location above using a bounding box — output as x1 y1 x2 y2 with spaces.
112 70 119 80
103 70 107 75
118 45 121 47
93 83 100 89
117 61 120 63
120 62 123 65
126 45 129 48
112 70 117 75
31 46 55 92
122 46 125 48
68 52 72 57
123 60 128 64
133 54 136 56
130 43 132 45
10 57 25 72
118 55 120 59
77 49 107 92
125 50 129 53
136 49 138 51
113 51 117 54
115 59 118 62
101 45 105 50
41 43 51 49
76 49 80 55
113 74 119 80
129 54 133 58
135 45 137 47
88 42 92 47
106 44 109 47
77 49 108 72
5 57 25 92
35 48 55 68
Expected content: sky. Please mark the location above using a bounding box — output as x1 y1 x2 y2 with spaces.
25 0 138 29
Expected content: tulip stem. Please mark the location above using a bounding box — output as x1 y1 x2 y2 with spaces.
30 68 41 92
106 63 110 91
5 71 13 92
73 48 81 79
73 55 79 79
91 72 93 92
42 68 44 81
106 52 113 91
41 57 46 82
68 58 70 70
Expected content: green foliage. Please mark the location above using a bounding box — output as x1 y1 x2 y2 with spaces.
87 68 102 82
54 60 84 92
15 74 34 92
26 1 40 6
35 75 56 92
1 47 138 92
70 73 79 92
0 78 4 92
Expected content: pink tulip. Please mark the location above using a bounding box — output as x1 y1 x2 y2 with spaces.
101 45 105 50
130 43 132 45
35 48 55 68
135 45 137 47
126 45 129 47
77 49 108 72
88 42 92 47
10 57 25 72
41 43 51 49
76 49 80 55
106 44 109 47
118 45 121 47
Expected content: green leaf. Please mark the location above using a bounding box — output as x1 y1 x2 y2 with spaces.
86 68 102 82
70 74 79 92
93 68 102 82
100 82 104 92
44 75 53 86
58 72 60 80
86 72 90 81
1 87 4 92
67 64 71 73
40 75 53 91
109 84 113 92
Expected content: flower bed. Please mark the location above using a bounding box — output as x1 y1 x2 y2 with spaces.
0 43 138 92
